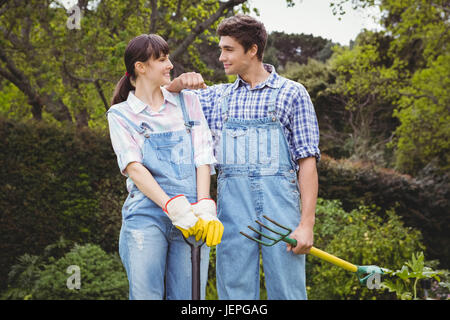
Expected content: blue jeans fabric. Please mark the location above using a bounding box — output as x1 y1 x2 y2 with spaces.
119 193 210 300
108 93 210 300
215 80 307 300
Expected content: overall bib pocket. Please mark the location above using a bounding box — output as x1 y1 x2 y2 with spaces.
154 136 192 180
224 127 248 165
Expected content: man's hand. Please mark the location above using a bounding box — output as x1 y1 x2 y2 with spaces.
287 156 317 255
286 222 314 255
165 72 207 92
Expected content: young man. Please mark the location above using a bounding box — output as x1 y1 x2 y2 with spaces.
167 14 320 300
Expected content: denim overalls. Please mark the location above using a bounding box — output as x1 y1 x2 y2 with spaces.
215 79 307 300
107 92 210 300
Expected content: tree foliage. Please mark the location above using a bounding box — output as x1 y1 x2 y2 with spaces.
1 0 447 175
2 240 128 300
0 0 258 126
328 0 450 175
282 31 400 164
264 31 336 70
308 199 424 300
392 53 450 174
326 35 399 164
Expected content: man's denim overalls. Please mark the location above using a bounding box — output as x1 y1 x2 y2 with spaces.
215 79 307 299
107 92 210 300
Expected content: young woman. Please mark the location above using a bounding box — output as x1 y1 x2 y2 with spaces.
107 34 223 300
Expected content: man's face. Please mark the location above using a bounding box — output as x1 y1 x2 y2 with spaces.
218 36 253 75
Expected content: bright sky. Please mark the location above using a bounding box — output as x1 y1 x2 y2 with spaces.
248 0 383 45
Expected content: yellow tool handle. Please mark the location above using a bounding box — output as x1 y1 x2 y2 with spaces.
309 247 358 273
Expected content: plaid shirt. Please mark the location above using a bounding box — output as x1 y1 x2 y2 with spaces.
193 64 320 166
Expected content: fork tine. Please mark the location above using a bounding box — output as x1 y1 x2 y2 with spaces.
262 215 292 233
255 219 288 237
239 231 273 246
240 215 295 247
248 226 279 241
239 231 259 242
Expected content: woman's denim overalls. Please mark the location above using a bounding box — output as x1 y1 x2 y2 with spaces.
107 92 210 300
215 79 307 300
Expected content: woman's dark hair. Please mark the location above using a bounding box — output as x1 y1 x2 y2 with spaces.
111 34 169 106
217 14 267 61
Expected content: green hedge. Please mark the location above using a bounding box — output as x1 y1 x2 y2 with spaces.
317 155 449 268
307 199 424 299
1 117 448 292
2 240 128 300
0 118 126 289
1 201 429 300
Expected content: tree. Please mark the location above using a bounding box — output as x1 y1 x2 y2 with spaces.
329 0 449 174
283 30 400 164
0 1 73 122
1 0 271 127
331 0 449 71
391 53 450 175
326 32 401 164
265 31 336 70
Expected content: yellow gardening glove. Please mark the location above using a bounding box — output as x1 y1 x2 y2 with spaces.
191 198 224 247
164 195 208 239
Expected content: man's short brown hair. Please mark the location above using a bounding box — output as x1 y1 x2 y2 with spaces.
217 14 267 61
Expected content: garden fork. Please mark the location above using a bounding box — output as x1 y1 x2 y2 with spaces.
240 215 389 286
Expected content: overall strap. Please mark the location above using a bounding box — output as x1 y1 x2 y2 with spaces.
220 85 234 119
178 92 197 169
268 78 288 114
106 109 145 134
178 91 199 130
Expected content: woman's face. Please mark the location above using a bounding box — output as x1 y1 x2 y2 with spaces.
138 53 173 86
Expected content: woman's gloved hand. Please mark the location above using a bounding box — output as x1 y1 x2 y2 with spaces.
191 198 224 247
164 195 207 239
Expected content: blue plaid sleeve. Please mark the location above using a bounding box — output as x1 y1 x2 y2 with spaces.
188 87 214 128
290 83 321 162
188 84 230 129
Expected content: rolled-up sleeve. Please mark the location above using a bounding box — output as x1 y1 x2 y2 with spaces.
291 84 321 162
183 91 217 169
107 112 143 176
